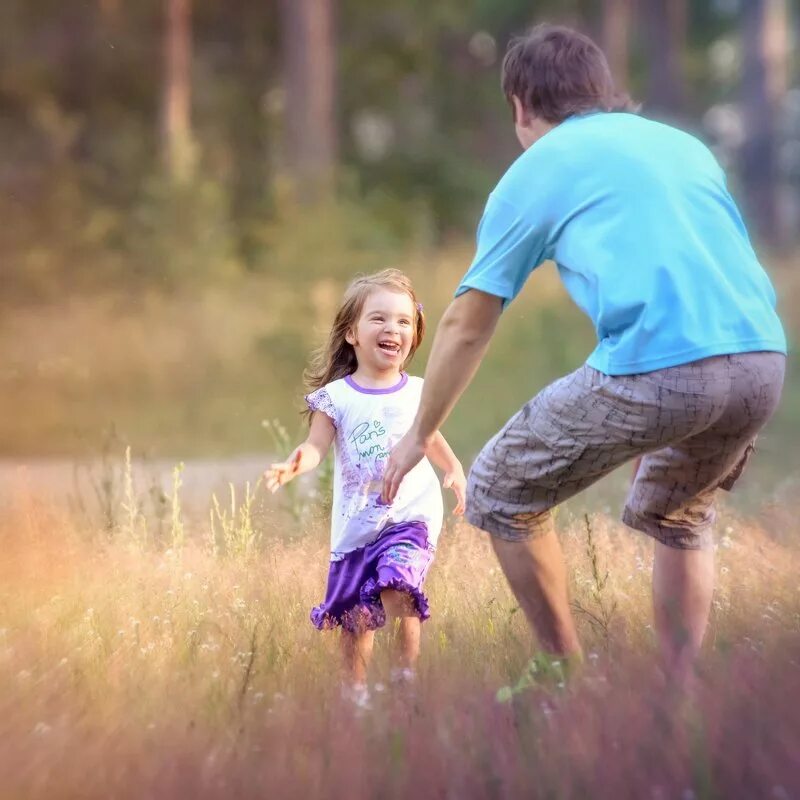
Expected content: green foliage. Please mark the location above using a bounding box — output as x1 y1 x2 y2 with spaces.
250 180 401 283
128 177 240 288
4 0 790 304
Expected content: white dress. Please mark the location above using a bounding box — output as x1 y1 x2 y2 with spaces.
306 373 443 560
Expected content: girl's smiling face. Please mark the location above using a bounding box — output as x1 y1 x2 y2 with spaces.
346 288 416 376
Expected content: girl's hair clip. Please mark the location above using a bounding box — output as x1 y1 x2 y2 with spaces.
416 302 424 312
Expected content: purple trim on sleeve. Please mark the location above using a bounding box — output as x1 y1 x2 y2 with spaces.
344 372 409 395
305 387 337 427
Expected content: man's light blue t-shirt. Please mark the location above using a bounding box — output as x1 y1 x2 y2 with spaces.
456 112 786 375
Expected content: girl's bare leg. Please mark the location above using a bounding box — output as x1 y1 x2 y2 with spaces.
341 627 375 685
381 589 421 671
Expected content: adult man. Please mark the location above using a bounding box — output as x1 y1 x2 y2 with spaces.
382 25 786 692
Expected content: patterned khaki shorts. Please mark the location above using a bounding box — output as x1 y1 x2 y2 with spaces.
466 352 785 549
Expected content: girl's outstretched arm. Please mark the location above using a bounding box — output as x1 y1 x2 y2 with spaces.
425 432 466 515
264 411 335 493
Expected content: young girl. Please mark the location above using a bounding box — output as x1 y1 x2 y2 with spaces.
265 269 465 707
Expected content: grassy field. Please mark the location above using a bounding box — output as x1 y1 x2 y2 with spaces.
2 249 799 797
1 465 799 799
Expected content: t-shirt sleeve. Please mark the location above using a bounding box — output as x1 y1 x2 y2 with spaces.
455 192 549 308
304 386 338 428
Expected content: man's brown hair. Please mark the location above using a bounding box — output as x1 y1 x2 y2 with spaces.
501 24 637 124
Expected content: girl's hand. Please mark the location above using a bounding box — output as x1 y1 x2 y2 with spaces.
264 450 302 493
443 467 467 515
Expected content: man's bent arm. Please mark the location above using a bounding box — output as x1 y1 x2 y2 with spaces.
381 289 502 505
413 289 503 443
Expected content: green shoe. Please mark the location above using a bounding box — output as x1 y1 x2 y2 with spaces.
495 652 582 703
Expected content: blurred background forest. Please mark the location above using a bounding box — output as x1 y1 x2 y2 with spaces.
1 0 798 486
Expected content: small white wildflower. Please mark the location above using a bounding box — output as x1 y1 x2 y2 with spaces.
724 526 734 535
183 572 193 580
720 535 732 548
374 683 386 693
152 616 160 623
254 692 265 702
33 722 52 736
212 670 220 679
720 566 729 575
59 658 68 667
273 692 285 702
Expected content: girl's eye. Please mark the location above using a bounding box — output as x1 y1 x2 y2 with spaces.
399 319 410 326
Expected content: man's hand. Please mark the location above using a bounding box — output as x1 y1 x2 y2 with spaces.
381 289 501 507
381 431 426 505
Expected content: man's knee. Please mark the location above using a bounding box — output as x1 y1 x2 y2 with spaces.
465 499 554 542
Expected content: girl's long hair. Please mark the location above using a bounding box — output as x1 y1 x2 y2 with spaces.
303 269 426 415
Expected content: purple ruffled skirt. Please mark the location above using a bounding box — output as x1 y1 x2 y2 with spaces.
311 521 435 632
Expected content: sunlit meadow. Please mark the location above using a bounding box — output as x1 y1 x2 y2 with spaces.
1 252 798 799
1 449 799 799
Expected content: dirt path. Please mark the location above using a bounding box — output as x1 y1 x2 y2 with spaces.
0 454 270 512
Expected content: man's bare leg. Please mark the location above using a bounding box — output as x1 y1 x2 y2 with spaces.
490 520 583 658
652 541 714 688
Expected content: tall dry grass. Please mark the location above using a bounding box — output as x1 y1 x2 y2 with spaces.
1 468 799 799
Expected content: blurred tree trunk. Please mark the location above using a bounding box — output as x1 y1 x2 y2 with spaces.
641 0 686 117
161 0 195 182
601 0 632 91
98 0 121 24
278 0 336 200
740 0 786 246
762 0 789 104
